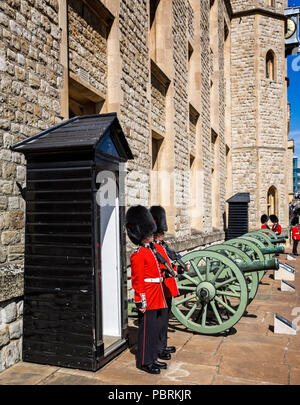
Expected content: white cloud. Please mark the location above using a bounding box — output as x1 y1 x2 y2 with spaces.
289 130 300 138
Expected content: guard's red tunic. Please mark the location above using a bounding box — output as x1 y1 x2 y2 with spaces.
154 243 179 298
130 246 167 310
271 224 282 235
292 225 300 240
261 224 270 230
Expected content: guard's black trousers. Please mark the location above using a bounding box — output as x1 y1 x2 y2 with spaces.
137 308 168 366
293 239 299 255
158 297 173 353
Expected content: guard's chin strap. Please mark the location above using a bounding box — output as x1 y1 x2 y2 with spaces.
140 243 151 248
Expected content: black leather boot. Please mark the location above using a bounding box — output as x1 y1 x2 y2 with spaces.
158 351 171 360
140 364 161 374
153 360 167 369
164 346 176 353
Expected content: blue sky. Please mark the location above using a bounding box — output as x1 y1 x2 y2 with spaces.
288 0 300 162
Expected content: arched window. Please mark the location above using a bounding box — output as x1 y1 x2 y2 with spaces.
266 50 275 80
267 186 277 216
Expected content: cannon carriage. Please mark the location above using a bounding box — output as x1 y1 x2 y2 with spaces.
169 229 287 334
128 229 287 335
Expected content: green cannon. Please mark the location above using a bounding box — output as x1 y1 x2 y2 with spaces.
258 229 288 245
260 247 284 255
205 244 279 303
128 231 283 335
224 233 284 282
259 229 288 240
170 247 279 335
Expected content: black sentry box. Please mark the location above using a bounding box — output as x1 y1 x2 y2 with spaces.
226 193 250 240
11 113 134 371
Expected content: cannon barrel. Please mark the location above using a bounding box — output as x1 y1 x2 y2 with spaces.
260 246 285 255
237 258 279 273
184 258 279 278
269 238 286 244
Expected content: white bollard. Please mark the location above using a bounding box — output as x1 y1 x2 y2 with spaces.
274 314 297 335
274 263 295 281
281 280 296 292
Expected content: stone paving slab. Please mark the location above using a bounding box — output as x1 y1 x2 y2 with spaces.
218 357 289 385
38 373 102 385
290 368 300 384
0 362 59 385
0 251 299 385
212 375 281 385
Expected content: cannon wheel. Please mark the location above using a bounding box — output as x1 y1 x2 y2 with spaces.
245 231 274 248
205 244 259 303
258 228 277 239
237 235 272 281
224 237 266 282
171 250 248 335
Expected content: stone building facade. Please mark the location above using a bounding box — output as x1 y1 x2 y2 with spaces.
0 0 292 371
230 0 291 229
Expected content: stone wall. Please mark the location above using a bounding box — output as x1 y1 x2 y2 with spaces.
187 0 194 40
0 0 63 271
119 0 151 207
200 0 212 233
172 0 189 239
230 4 288 229
217 1 227 227
231 13 261 226
259 15 285 148
231 1 287 14
0 0 63 371
68 0 107 95
0 297 23 372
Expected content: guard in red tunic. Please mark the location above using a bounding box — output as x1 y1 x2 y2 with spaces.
291 216 300 256
261 214 270 233
150 206 188 359
126 205 168 374
270 215 282 235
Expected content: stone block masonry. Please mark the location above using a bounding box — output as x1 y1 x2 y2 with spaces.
172 0 189 239
0 297 23 372
230 3 289 229
68 0 108 96
0 0 64 275
119 0 151 208
0 0 63 371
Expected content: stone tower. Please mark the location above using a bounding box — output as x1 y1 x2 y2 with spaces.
230 0 290 229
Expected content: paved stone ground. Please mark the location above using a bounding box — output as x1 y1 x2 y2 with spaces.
0 251 300 385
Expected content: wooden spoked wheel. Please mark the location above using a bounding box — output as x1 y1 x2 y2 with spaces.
171 250 248 335
205 244 259 304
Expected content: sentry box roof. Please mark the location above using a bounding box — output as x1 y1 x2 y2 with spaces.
226 193 250 204
11 113 134 161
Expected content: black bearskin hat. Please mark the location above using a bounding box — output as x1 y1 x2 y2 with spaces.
125 205 157 245
270 215 278 224
291 216 299 226
150 205 168 234
261 214 269 224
